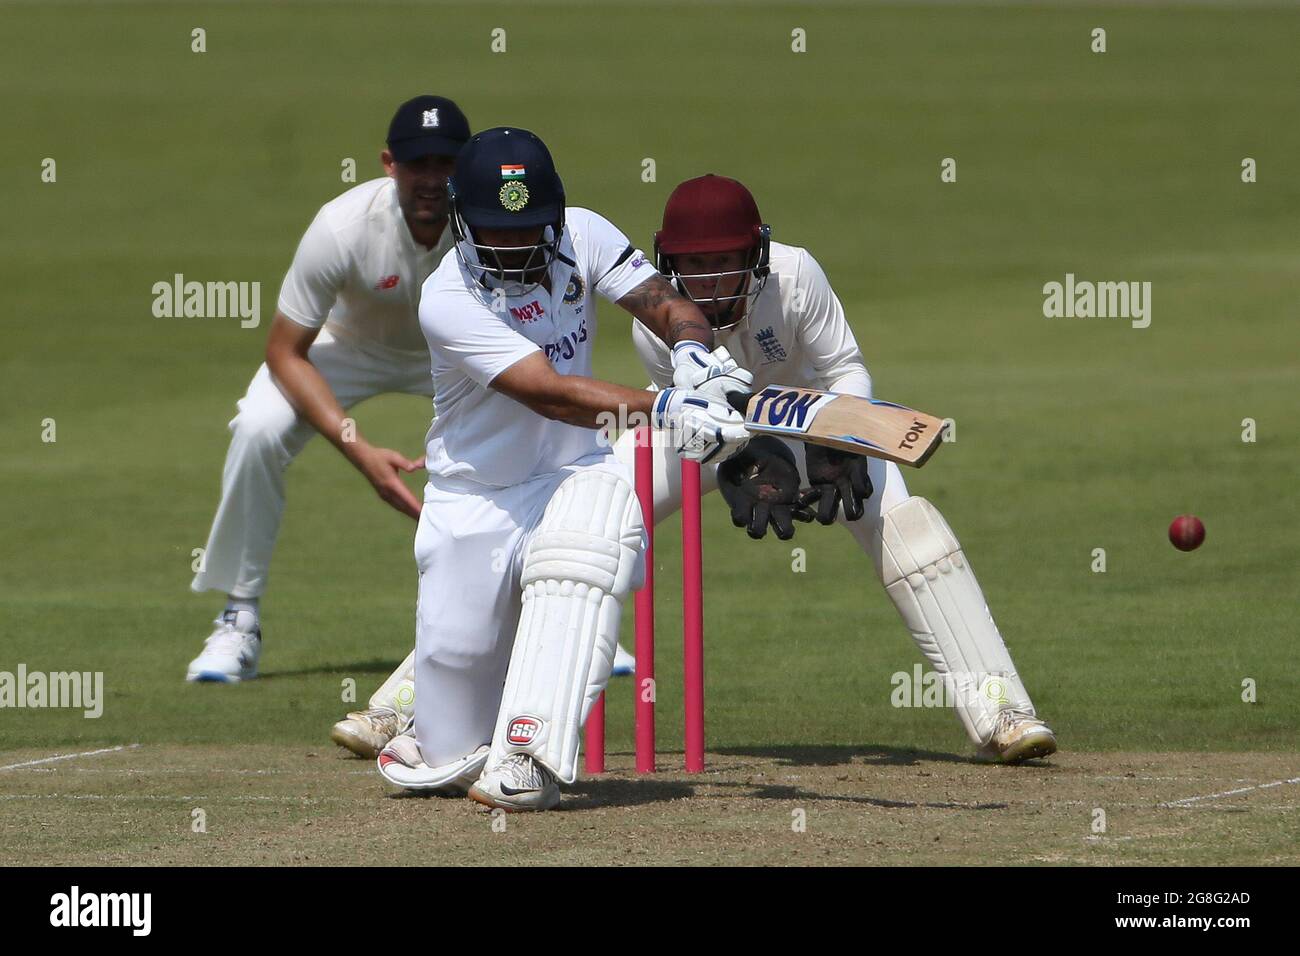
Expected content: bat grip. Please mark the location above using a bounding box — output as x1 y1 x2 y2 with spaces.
726 391 752 415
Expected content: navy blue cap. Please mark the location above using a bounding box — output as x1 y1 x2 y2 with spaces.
448 127 565 229
386 95 470 162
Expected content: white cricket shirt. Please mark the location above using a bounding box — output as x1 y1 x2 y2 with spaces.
419 207 657 487
278 177 454 356
632 240 872 398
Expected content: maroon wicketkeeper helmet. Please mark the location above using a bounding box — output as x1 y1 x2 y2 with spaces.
654 174 771 331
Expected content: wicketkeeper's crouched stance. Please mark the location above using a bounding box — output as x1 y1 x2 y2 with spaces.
616 175 1055 762
375 129 751 809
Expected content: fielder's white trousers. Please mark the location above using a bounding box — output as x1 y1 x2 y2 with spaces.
191 327 433 599
412 455 632 768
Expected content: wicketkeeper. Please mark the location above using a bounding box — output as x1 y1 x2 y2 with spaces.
612 174 1056 762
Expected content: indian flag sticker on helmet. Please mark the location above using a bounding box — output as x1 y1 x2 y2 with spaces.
499 181 530 212
500 164 526 179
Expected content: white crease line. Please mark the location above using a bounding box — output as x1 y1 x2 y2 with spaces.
0 794 325 803
63 767 375 776
1161 775 1300 808
0 744 141 773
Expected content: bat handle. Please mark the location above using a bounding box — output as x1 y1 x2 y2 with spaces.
726 390 753 415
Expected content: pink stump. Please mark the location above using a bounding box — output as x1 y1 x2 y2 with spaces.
680 458 705 773
584 692 605 774
634 427 657 774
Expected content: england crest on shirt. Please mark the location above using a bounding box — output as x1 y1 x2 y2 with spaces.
754 326 788 364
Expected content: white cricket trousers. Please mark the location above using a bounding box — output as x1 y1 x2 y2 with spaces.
191 327 433 599
412 455 634 768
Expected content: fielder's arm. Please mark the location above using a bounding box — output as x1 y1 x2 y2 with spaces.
265 313 423 519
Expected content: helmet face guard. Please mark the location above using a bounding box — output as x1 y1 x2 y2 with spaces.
656 224 771 332
449 187 565 297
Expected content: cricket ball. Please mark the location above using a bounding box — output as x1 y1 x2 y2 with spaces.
1168 514 1205 552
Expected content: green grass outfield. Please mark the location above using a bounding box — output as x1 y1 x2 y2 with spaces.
1 0 1296 772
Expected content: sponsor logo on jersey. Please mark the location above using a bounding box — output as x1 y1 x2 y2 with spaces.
562 271 585 304
544 318 589 363
374 274 400 290
421 108 440 128
506 715 542 745
499 181 530 212
629 253 647 270
754 326 787 364
510 299 546 323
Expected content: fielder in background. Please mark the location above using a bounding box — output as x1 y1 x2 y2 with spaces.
186 96 470 699
612 174 1056 763
374 128 752 810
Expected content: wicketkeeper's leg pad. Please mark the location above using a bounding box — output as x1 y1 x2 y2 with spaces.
489 465 645 783
876 496 1034 746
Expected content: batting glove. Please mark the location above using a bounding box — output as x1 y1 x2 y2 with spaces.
670 342 754 405
652 386 750 464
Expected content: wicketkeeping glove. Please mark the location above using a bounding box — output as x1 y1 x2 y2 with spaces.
800 444 874 524
717 437 815 540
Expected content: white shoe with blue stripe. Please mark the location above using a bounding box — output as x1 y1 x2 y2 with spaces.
186 611 261 683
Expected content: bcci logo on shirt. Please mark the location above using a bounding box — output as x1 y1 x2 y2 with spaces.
506 715 543 745
562 271 585 305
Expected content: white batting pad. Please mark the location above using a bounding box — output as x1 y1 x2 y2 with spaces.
876 496 1034 745
489 466 645 783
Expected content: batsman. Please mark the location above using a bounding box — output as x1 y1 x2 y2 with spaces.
612 175 1057 763
373 130 752 809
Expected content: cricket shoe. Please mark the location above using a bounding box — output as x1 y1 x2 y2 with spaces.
377 730 489 795
979 708 1057 764
611 643 636 677
186 611 261 683
331 706 403 759
469 754 561 812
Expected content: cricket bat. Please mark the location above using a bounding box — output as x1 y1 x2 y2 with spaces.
728 385 946 467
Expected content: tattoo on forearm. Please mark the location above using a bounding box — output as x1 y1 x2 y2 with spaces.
619 275 712 344
617 274 679 315
668 312 711 342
